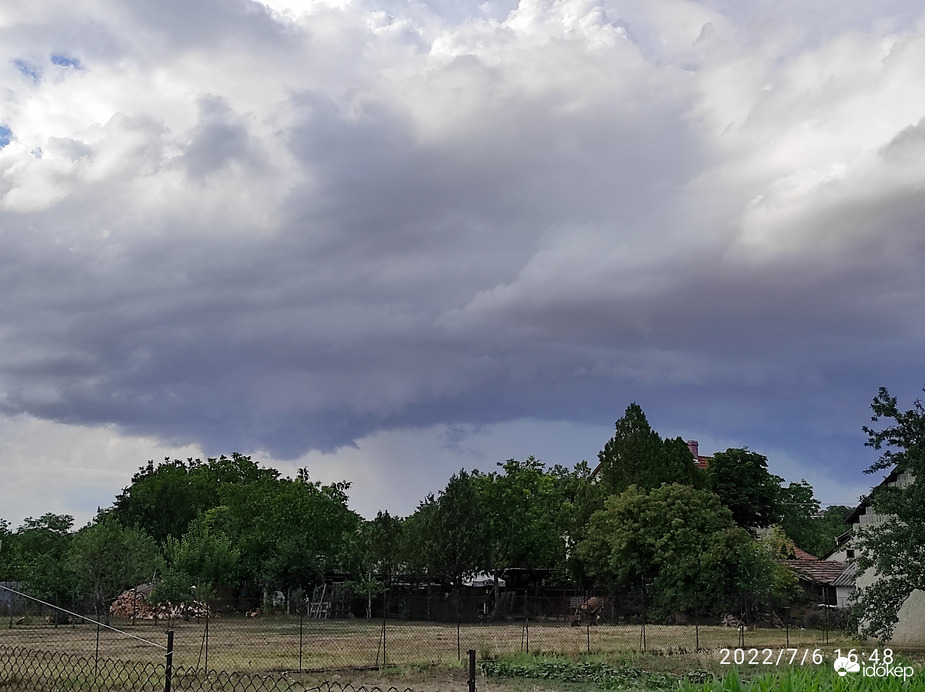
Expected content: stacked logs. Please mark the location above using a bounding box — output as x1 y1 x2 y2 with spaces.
109 589 212 620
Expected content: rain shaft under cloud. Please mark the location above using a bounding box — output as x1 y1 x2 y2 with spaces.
1 0 924 521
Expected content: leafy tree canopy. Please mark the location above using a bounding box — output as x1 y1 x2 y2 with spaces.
855 387 925 642
577 483 788 615
213 471 359 594
597 404 704 495
0 518 12 580
12 514 75 605
777 482 850 557
428 469 487 587
707 448 781 531
68 515 161 622
474 457 571 578
155 513 240 604
112 453 279 544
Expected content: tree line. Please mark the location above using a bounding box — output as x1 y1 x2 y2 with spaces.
0 402 862 625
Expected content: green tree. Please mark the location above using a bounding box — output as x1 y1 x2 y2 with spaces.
154 513 240 606
816 505 852 555
400 496 439 582
474 457 570 617
854 387 925 642
597 404 665 495
560 460 607 583
13 514 76 615
0 519 13 580
344 511 403 618
597 405 704 495
777 481 820 553
777 480 852 557
429 470 487 610
215 471 359 607
68 515 161 623
708 448 781 531
112 454 279 544
577 483 781 616
399 496 441 619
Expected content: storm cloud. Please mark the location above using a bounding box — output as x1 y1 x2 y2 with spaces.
1 0 924 522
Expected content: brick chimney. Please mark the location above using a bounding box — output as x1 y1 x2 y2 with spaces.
687 440 699 459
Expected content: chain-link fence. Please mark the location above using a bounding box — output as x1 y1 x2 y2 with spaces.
0 581 857 691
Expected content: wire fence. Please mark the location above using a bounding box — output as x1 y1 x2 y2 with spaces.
0 582 856 691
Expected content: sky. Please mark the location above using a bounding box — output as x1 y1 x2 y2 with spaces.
2 0 925 529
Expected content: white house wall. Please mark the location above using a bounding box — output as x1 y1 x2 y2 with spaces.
853 470 925 645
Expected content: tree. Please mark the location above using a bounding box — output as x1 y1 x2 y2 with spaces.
473 457 570 617
560 460 607 583
597 404 665 495
13 514 77 615
777 480 851 557
112 454 280 544
400 496 439 582
708 448 781 531
428 470 487 606
0 519 13 580
399 495 441 619
578 483 789 616
597 404 705 495
68 515 161 623
215 471 359 606
154 513 240 606
854 387 925 641
777 481 821 553
344 511 403 618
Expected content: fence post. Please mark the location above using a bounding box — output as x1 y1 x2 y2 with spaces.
694 587 699 652
467 649 476 692
164 629 174 692
739 592 745 648
640 579 646 653
299 609 304 671
786 604 790 648
94 622 101 682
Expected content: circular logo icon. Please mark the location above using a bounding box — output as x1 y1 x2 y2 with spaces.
834 656 860 677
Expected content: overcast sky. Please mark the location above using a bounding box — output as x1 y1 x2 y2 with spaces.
2 0 924 529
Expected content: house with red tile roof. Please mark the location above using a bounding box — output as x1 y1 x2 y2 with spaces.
781 547 851 608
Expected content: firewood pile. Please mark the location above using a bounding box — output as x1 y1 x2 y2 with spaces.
721 613 744 628
110 589 212 620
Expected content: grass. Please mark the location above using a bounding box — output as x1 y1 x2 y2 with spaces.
5 616 919 691
481 651 925 691
0 616 856 672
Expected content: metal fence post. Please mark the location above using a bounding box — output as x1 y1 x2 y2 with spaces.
786 604 791 647
467 649 476 692
694 587 699 652
640 579 646 653
164 629 174 692
94 622 101 682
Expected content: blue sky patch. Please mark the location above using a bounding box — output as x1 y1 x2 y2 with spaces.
51 54 81 69
0 126 12 148
13 59 41 83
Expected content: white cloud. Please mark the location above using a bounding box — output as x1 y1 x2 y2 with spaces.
0 414 202 529
1 0 924 526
